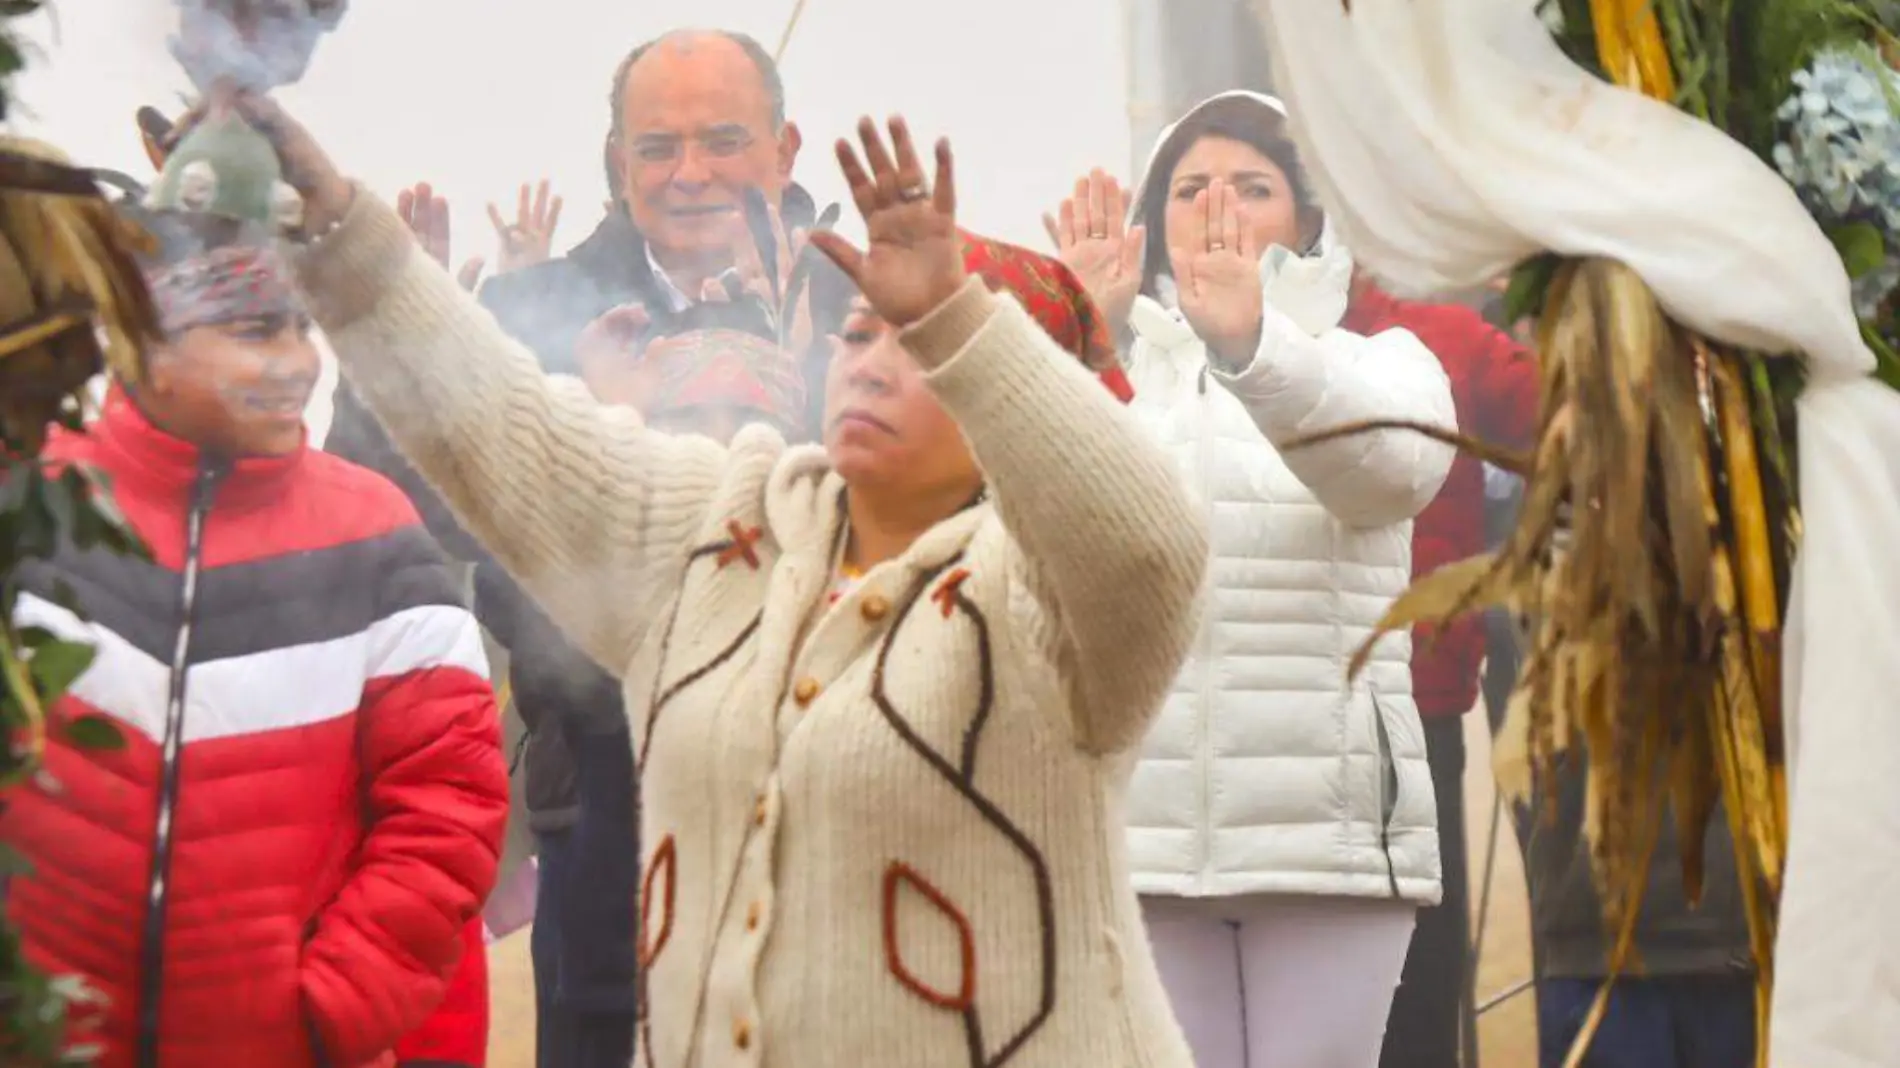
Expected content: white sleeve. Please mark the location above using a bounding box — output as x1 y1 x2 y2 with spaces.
1209 249 1457 528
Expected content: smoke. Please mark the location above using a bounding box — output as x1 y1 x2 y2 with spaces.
168 0 347 93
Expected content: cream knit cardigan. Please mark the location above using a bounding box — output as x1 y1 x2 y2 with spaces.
295 192 1211 1068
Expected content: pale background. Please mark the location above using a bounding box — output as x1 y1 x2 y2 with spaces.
9 0 1134 440
7 1 1538 1062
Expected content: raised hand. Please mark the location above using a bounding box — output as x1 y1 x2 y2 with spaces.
574 303 658 409
397 182 486 291
1171 178 1264 369
807 116 966 328
227 91 355 234
1044 169 1144 329
486 180 564 275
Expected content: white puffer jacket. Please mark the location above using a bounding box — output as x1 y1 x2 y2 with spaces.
1123 92 1458 904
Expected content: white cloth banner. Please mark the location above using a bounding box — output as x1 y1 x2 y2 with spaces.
1246 2 1900 1064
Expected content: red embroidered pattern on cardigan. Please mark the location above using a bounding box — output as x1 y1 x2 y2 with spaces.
715 519 764 570
882 861 978 1011
638 834 678 969
868 555 1056 1066
931 568 972 619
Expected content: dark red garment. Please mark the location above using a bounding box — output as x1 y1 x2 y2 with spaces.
2 393 508 1068
1343 283 1538 719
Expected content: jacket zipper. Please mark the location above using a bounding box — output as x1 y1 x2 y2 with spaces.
134 461 223 1068
1191 353 1216 888
1368 684 1404 900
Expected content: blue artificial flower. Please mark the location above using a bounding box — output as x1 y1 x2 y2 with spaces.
1775 48 1900 317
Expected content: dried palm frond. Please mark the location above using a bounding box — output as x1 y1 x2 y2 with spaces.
1278 4 1798 1059
0 137 160 451
1280 258 1791 1068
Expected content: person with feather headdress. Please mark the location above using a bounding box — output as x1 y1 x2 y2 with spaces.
0 106 507 1068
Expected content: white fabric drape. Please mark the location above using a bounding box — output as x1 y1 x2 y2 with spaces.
1246 3 1900 1065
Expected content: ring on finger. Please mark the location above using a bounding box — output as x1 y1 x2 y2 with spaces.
1210 240 1227 251
897 183 930 203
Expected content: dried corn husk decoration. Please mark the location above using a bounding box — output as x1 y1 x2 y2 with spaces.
1590 0 1676 100
1288 258 1793 1068
1276 6 1798 1062
0 137 161 451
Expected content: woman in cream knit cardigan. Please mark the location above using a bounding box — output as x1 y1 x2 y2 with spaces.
249 96 1208 1068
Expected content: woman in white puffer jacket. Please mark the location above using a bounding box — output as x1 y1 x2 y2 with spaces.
1047 91 1457 1068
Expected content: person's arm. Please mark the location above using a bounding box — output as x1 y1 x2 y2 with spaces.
300 528 509 1065
293 189 731 672
1210 261 1458 529
901 279 1210 754
1469 322 1540 451
391 919 489 1068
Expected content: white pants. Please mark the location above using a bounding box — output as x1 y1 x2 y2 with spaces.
1142 895 1418 1068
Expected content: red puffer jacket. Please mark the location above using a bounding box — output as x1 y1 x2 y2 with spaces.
1 394 508 1068
1344 284 1538 719
393 920 490 1067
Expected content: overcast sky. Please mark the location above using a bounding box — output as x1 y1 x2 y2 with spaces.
11 0 1136 439
10 0 1134 253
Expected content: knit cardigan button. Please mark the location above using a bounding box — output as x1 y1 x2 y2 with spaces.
792 677 821 705
746 900 762 930
860 594 890 621
733 1020 753 1050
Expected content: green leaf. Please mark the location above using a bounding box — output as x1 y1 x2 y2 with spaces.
1867 321 1900 394
41 470 74 541
1829 222 1890 279
59 469 105 549
0 459 29 517
62 714 126 752
27 639 94 699
74 466 147 559
1503 254 1562 326
15 625 57 649
14 470 56 560
0 843 33 879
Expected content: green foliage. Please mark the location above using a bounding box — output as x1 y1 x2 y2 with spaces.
1867 320 1900 390
1517 0 1900 399
0 0 42 123
1722 0 1871 154
3 3 148 1051
1831 220 1892 277
1540 0 1607 76
1504 253 1564 327
1 453 143 1067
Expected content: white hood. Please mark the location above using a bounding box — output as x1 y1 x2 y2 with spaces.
1133 91 1285 216
1130 90 1346 331
1130 90 1337 257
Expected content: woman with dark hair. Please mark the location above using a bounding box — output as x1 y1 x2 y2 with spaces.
3 114 506 1068
230 89 1209 1068
1050 91 1457 1068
